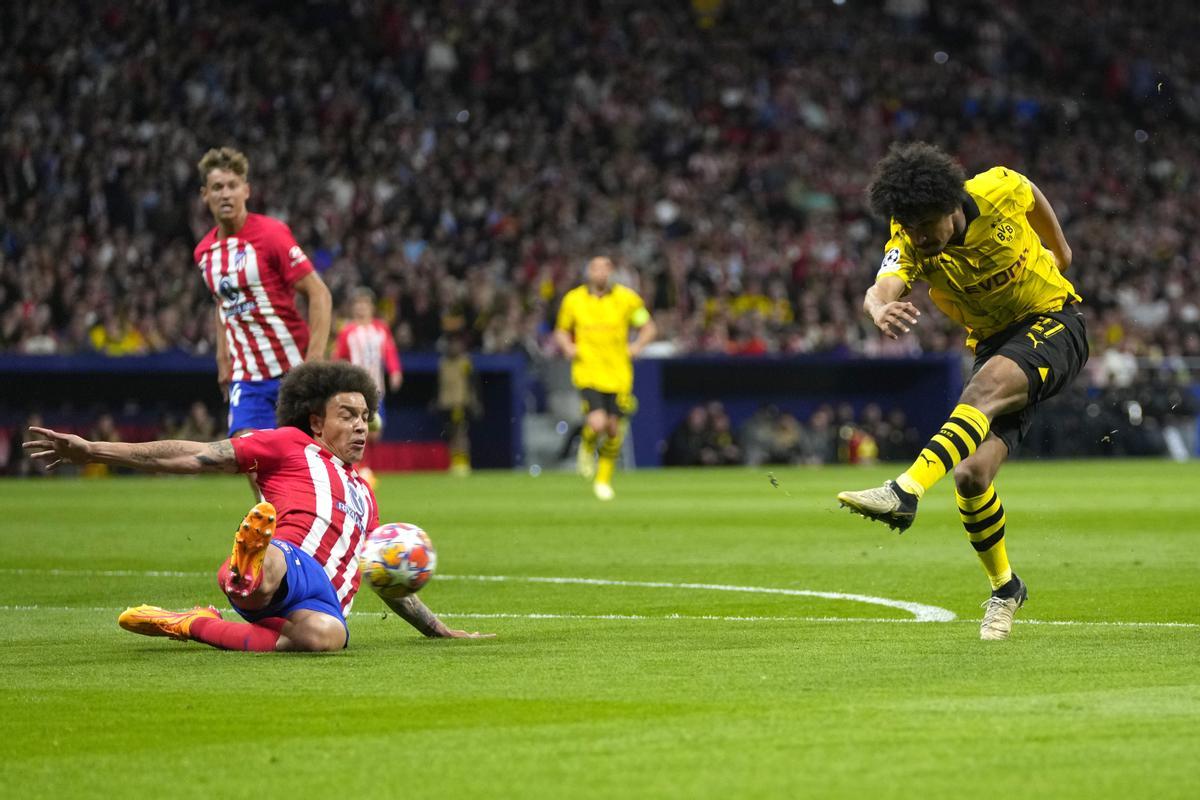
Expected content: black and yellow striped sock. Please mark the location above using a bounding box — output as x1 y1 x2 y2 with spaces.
957 484 1012 590
596 424 624 486
896 403 989 498
580 425 597 458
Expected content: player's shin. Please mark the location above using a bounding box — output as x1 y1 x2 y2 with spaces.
188 616 285 651
957 484 1012 590
897 403 989 498
580 424 597 458
596 423 623 486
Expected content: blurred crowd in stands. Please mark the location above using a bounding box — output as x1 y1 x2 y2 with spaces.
1 0 1198 466
665 401 922 467
664 377 1198 469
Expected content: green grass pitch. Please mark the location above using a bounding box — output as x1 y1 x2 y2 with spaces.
2 462 1198 799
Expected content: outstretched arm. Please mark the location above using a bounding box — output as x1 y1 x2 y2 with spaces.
1027 181 1072 272
381 593 494 639
23 427 239 474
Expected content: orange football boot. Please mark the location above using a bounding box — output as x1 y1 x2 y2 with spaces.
118 604 222 641
222 501 277 598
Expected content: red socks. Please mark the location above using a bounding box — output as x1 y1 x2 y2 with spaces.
189 616 285 652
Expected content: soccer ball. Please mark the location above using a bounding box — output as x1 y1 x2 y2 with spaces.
360 523 437 599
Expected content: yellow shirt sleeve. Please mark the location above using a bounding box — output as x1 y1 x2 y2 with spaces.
875 222 922 293
974 166 1034 214
1010 170 1035 213
626 289 650 327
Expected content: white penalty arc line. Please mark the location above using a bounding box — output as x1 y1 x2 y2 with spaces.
0 606 1195 629
436 574 957 623
1 568 952 622
2 570 1195 628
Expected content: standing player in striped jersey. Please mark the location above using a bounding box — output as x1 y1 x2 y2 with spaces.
194 147 332 449
24 362 492 651
332 287 403 443
836 143 1087 640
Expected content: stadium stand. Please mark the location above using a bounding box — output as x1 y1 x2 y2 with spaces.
1 0 1197 465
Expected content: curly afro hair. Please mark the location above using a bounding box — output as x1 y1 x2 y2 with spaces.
276 361 380 434
868 142 966 224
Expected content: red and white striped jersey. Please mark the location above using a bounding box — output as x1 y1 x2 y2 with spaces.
231 426 380 613
195 213 313 382
333 319 402 395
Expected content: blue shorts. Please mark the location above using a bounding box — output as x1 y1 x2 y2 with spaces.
228 378 281 435
232 541 349 640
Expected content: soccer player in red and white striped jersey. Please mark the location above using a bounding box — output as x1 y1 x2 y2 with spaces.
194 147 332 438
23 362 492 651
333 288 403 440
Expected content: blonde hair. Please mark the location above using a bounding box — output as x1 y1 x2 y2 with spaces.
197 147 249 185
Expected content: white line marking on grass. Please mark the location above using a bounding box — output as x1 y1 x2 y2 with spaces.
0 568 953 621
1018 618 1199 629
1 605 128 612
0 606 1195 629
437 574 957 622
436 612 927 624
435 613 1200 628
3 570 1194 628
1 568 208 578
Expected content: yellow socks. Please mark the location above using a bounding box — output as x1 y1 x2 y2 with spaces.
896 403 989 498
957 484 1012 590
596 426 623 486
580 425 597 459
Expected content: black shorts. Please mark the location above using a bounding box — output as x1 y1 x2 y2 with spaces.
972 306 1089 454
580 388 635 418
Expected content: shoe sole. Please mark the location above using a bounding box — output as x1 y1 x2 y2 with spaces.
225 502 276 598
836 496 914 533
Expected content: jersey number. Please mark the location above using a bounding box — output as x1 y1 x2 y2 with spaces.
1025 316 1065 348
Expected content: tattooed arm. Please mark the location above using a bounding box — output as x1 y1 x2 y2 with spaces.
381 593 495 639
23 426 239 474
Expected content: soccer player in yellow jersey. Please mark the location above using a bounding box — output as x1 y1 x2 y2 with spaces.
837 143 1088 640
554 257 657 501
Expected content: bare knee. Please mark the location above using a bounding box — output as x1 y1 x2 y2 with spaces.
586 411 608 434
953 460 992 498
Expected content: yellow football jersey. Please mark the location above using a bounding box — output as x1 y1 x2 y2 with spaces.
555 284 649 394
876 166 1081 349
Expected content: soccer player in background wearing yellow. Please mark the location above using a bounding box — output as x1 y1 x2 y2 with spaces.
837 142 1088 640
554 257 656 501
